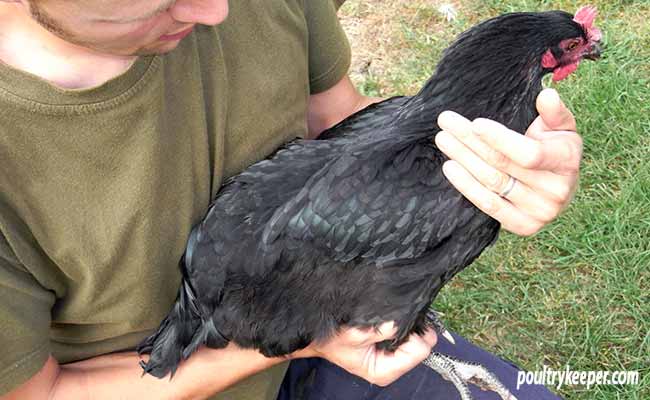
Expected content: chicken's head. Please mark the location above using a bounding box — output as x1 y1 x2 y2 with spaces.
541 6 602 81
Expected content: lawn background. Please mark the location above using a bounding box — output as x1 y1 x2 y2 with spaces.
338 1 649 399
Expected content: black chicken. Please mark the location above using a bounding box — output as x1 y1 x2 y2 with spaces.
138 6 602 400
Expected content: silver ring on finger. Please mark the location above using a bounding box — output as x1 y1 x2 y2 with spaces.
499 176 517 198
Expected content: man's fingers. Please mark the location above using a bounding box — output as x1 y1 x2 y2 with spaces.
437 112 520 174
385 329 436 362
436 130 566 220
374 321 399 342
437 111 474 141
416 328 437 349
341 321 398 346
434 91 581 236
442 161 545 236
372 329 437 386
469 116 581 174
439 110 564 173
469 117 542 169
439 112 571 174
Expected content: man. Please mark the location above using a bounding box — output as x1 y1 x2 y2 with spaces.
0 0 581 399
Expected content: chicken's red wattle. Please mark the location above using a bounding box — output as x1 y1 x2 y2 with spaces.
552 62 579 81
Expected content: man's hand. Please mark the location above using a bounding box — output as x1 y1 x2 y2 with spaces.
294 322 437 386
434 89 582 236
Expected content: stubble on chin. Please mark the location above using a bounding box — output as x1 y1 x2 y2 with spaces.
27 1 183 57
133 39 184 56
28 1 76 42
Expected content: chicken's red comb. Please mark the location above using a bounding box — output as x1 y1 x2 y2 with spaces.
574 6 602 41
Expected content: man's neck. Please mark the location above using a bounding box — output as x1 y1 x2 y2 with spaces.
0 4 137 90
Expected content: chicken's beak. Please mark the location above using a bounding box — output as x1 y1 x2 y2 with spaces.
584 42 602 61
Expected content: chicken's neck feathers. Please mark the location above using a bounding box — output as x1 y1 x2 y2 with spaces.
394 62 544 142
389 12 573 140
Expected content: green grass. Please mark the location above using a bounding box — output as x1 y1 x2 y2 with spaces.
341 1 649 399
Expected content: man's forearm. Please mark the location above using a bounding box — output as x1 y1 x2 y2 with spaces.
5 344 284 400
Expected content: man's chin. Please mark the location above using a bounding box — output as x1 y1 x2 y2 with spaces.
134 41 182 56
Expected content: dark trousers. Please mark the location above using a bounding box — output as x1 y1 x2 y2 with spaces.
278 332 562 399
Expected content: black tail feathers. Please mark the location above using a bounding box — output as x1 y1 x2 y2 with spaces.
137 278 229 378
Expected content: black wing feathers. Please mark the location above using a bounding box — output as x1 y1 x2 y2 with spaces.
265 138 473 266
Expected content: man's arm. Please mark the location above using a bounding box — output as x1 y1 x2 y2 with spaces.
2 346 283 400
307 75 381 138
3 324 436 400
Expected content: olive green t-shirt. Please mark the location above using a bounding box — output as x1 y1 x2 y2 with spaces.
0 0 350 397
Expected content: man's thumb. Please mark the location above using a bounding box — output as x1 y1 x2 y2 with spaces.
535 88 576 132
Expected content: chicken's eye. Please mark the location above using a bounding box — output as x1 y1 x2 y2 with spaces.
567 40 580 51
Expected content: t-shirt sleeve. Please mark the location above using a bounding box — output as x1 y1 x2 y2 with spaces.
0 232 53 395
331 0 347 10
304 0 352 94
